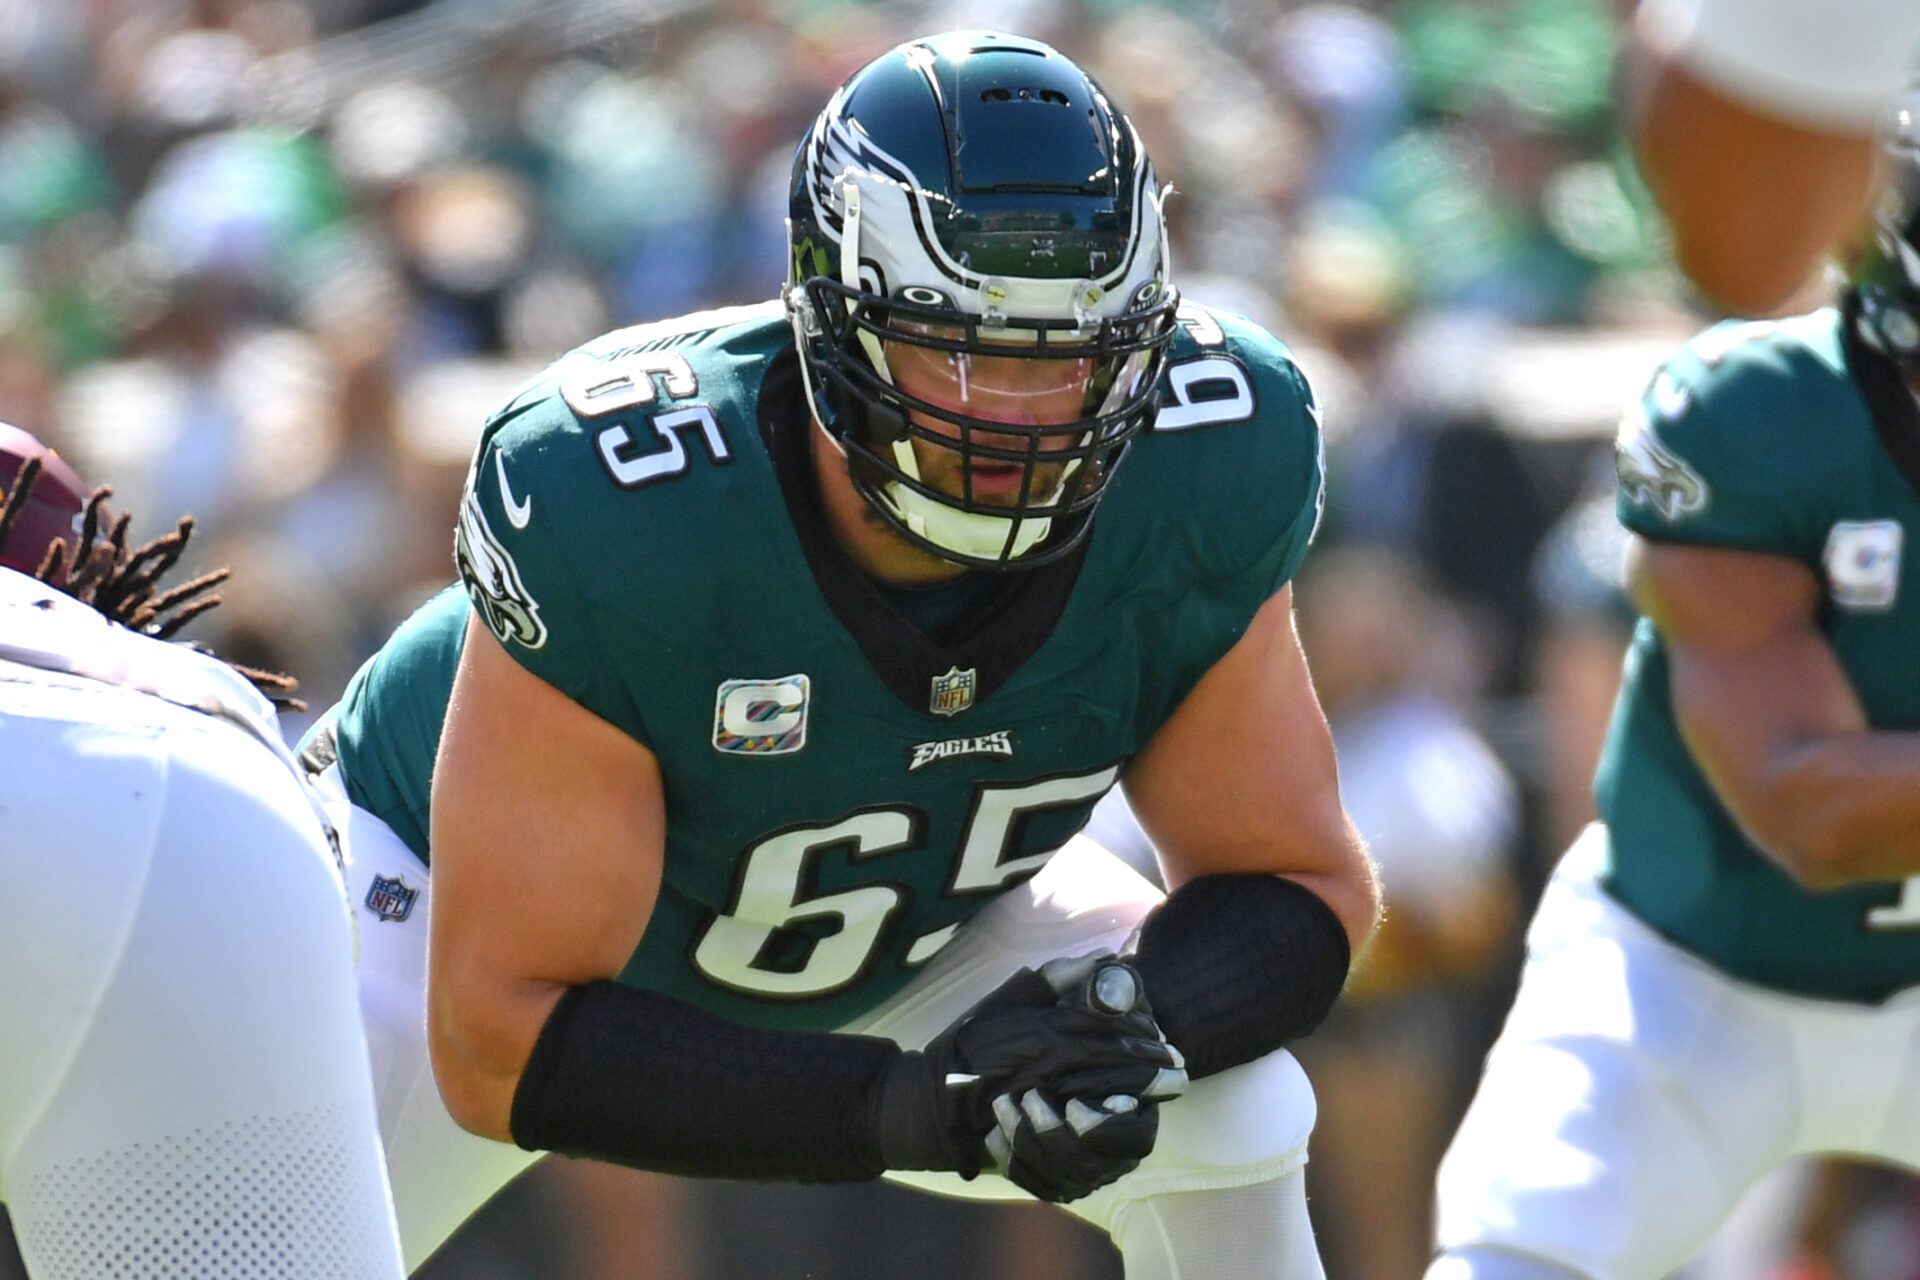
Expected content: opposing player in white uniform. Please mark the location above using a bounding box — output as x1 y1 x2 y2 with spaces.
0 432 407 1280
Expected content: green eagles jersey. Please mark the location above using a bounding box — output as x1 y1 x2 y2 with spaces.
319 299 1323 1031
1599 303 1920 1002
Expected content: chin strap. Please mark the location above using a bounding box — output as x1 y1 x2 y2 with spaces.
838 179 892 380
880 439 1056 562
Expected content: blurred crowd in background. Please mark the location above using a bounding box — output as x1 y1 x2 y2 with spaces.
0 0 1910 1277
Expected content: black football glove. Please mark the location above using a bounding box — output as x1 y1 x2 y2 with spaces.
867 952 1183 1185
981 956 1187 1203
986 1089 1159 1204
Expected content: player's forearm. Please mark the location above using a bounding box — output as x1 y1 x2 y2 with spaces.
428 972 568 1142
1751 733 1920 888
504 968 1183 1196
1155 807 1379 955
509 981 899 1181
1278 820 1382 954
1129 871 1356 1080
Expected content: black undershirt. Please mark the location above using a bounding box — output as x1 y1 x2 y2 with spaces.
873 572 1006 648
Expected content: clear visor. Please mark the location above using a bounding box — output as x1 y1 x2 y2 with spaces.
880 320 1149 429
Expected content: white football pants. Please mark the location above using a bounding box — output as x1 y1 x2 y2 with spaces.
0 672 406 1279
1432 825 1920 1280
317 760 1325 1278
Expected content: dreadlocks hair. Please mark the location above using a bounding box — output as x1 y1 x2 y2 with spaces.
0 457 305 712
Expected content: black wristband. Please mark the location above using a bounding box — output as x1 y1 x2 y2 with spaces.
509 980 898 1183
1128 873 1350 1080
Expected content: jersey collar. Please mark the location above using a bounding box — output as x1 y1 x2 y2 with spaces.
759 345 1091 718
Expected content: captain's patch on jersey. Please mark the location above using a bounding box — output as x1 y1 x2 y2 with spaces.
1824 520 1903 610
713 675 810 754
456 474 548 649
908 729 1013 772
365 874 419 923
929 665 977 717
1616 406 1708 521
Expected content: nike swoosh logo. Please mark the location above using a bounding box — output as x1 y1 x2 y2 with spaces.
495 449 532 529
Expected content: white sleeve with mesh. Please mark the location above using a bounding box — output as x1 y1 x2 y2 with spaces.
10 1108 405 1280
1637 0 1920 128
0 686 407 1280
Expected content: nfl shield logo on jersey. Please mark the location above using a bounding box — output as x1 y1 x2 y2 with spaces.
929 666 977 717
365 875 419 924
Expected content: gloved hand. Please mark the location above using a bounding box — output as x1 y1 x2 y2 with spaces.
867 951 1186 1202
981 955 1187 1202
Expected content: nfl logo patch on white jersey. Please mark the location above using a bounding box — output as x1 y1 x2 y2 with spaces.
365 874 419 923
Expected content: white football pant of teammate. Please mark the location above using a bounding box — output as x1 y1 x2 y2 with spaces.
0 574 407 1280
1429 826 1920 1280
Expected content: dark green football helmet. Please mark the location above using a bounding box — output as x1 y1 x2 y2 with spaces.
785 31 1179 570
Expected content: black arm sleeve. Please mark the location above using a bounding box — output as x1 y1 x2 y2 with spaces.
1127 873 1350 1080
509 980 897 1182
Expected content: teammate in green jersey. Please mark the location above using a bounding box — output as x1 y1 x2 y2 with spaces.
1428 107 1920 1280
303 32 1377 1279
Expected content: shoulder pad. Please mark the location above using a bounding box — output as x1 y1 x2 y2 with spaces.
1616 310 1853 554
474 303 789 524
1114 301 1325 589
453 309 791 734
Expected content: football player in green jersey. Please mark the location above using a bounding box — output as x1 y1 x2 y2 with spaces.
1428 107 1920 1280
303 32 1377 1279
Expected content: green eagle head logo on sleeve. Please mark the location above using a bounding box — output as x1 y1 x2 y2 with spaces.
1616 403 1709 522
456 462 549 649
